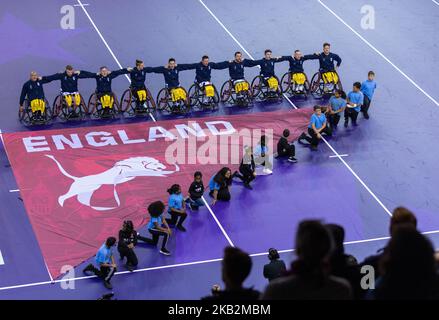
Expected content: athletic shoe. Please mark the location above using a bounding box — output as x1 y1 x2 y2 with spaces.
126 264 134 272
262 168 273 175
364 112 370 119
288 157 298 163
298 133 307 144
104 281 113 290
244 183 253 190
311 145 318 151
176 225 187 232
160 248 171 256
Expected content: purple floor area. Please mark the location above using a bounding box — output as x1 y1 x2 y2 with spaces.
0 0 439 299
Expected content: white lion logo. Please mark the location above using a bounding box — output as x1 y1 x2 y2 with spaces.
46 155 179 211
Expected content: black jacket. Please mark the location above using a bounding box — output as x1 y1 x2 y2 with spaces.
118 229 138 249
189 181 204 199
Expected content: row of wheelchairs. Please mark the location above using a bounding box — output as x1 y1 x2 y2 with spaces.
19 70 342 126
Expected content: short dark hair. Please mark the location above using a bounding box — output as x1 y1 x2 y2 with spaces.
323 42 331 48
368 71 375 76
294 49 301 54
106 237 117 247
353 82 361 89
148 201 165 218
222 246 252 285
283 129 290 137
65 65 73 71
264 49 272 55
167 184 180 195
100 66 108 70
136 59 143 66
168 58 176 63
268 248 280 260
325 223 345 252
234 51 242 57
202 55 209 60
313 105 322 111
390 207 417 235
194 171 202 178
295 220 332 266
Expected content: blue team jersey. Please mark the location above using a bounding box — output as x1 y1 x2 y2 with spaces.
347 91 364 112
147 215 163 230
308 113 327 129
95 243 113 265
329 96 346 112
209 175 220 191
360 80 377 99
168 193 184 213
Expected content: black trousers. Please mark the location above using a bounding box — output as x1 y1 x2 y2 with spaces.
138 229 169 250
166 210 187 227
361 95 371 114
118 246 138 266
327 113 341 128
344 108 359 124
235 164 256 184
86 264 116 282
277 143 295 158
304 127 332 147
209 188 231 201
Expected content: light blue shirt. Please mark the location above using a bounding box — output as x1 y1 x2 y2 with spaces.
308 113 326 129
95 243 113 265
168 193 183 213
329 96 346 112
361 80 377 99
254 144 268 156
347 91 364 112
209 175 220 191
147 215 163 230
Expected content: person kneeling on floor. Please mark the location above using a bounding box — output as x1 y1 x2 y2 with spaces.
298 105 332 151
209 167 233 205
83 237 117 289
137 201 172 256
118 220 138 272
185 171 205 211
276 129 298 163
166 184 188 232
233 145 256 190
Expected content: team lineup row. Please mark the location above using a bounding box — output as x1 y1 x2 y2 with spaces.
18 43 343 125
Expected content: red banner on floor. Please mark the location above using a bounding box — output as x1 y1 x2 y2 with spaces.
3 109 311 278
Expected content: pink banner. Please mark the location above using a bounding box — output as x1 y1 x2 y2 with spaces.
3 109 311 278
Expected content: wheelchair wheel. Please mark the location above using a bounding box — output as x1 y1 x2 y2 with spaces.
156 88 170 111
120 89 133 115
280 72 292 95
310 72 324 99
188 83 200 110
18 100 32 126
251 76 264 101
220 80 234 104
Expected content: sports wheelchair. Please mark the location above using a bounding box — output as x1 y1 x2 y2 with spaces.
309 70 343 99
87 92 120 119
188 82 220 111
220 79 253 107
19 98 53 126
250 75 283 102
156 86 190 115
120 87 156 117
53 92 88 121
280 72 310 99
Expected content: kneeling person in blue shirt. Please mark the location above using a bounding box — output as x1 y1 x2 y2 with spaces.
344 82 364 127
166 184 188 232
83 237 117 289
298 105 332 151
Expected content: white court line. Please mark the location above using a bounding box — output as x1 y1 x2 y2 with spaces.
329 154 348 158
0 250 4 265
2 228 439 292
198 0 393 217
76 0 235 246
318 0 439 107
73 3 89 6
432 0 439 7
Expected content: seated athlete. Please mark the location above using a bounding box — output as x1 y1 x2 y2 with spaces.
19 71 51 121
128 59 155 109
225 51 257 97
250 49 284 92
233 145 256 190
42 65 89 113
276 129 297 163
327 89 347 130
314 43 342 91
298 105 332 151
344 82 364 127
209 167 233 205
147 58 197 104
80 66 132 115
280 49 317 92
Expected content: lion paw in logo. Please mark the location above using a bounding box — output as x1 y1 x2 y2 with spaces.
45 155 179 211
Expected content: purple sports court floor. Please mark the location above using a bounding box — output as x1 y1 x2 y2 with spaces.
0 0 439 299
